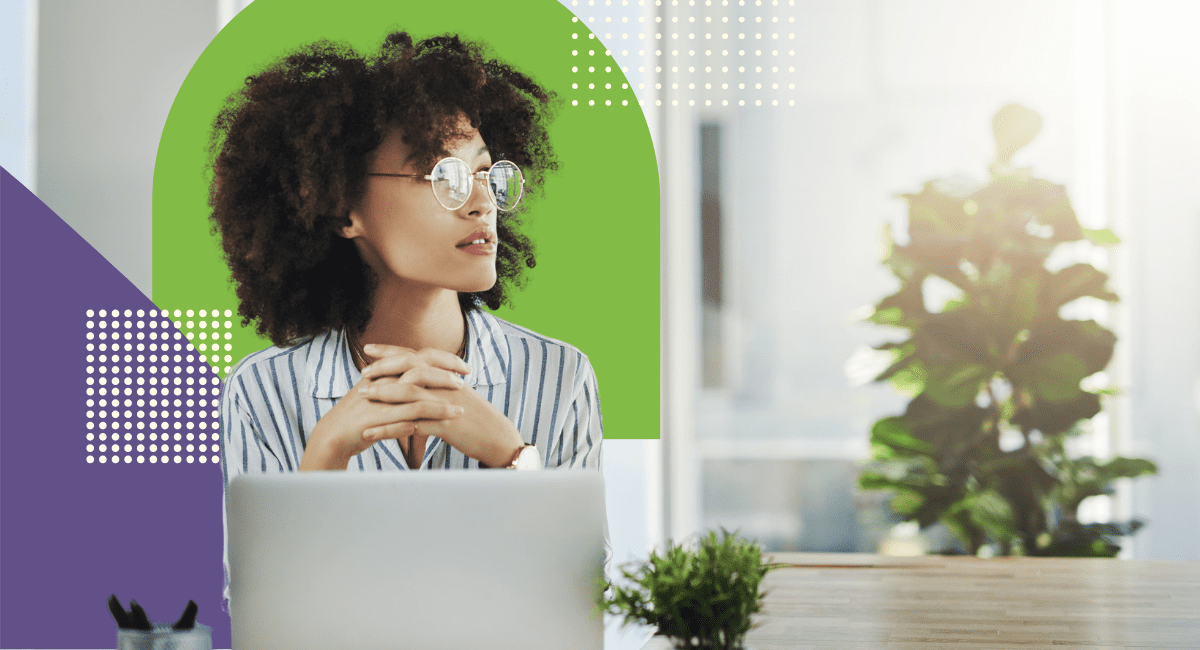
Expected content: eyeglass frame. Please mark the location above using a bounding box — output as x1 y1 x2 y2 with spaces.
366 157 525 212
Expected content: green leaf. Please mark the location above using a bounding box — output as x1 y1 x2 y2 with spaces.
887 362 927 396
1082 228 1121 246
1026 352 1089 403
1011 319 1116 380
902 395 990 450
949 489 1019 542
905 182 971 234
1011 390 1101 437
1012 275 1041 328
916 484 970 528
1045 264 1118 309
890 491 925 515
1027 180 1084 242
870 417 934 456
868 306 907 327
1096 457 1158 480
924 362 990 408
873 350 916 384
859 469 922 492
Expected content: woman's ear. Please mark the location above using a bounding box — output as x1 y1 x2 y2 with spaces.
340 211 364 239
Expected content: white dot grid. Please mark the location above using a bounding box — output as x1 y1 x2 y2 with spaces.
568 0 800 107
86 308 232 467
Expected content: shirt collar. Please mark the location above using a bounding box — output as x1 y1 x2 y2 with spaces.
463 309 509 389
308 330 359 399
307 310 509 399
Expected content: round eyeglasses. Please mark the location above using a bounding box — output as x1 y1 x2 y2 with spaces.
367 157 525 212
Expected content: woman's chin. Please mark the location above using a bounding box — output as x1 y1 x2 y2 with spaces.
457 274 498 294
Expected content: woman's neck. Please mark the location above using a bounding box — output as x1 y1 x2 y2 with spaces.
356 281 465 365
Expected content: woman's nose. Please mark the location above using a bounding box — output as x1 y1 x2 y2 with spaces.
460 177 494 221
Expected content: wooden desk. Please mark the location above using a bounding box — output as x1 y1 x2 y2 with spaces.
641 553 1200 649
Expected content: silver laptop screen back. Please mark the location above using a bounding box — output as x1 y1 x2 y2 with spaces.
229 471 605 650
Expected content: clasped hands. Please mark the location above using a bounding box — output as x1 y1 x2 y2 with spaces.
299 344 523 470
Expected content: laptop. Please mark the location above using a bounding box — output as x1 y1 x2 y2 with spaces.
227 471 606 650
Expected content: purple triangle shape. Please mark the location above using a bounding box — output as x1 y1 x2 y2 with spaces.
1 168 229 648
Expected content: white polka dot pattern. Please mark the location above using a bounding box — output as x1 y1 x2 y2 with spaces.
84 308 234 466
568 0 801 108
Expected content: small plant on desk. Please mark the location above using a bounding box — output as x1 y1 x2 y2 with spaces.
600 530 775 650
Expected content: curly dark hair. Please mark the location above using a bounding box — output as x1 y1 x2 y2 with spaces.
208 31 559 347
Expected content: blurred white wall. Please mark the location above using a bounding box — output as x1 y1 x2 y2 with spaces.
0 0 36 188
1115 1 1200 560
31 0 217 296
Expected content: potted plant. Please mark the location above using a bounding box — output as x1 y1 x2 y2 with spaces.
857 104 1157 557
600 530 775 650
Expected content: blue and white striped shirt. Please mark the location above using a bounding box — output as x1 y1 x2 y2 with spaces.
219 309 605 602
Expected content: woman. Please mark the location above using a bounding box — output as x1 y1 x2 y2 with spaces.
210 32 604 603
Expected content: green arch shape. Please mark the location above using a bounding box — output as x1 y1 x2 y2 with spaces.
152 0 659 439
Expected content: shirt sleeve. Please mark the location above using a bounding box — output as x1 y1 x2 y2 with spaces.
547 352 604 471
219 368 285 607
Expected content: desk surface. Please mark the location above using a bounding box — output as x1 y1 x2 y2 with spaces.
641 552 1200 650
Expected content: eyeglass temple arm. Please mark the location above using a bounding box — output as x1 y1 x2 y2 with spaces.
369 170 523 183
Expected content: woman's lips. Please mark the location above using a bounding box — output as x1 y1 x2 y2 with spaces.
456 230 496 255
457 241 496 256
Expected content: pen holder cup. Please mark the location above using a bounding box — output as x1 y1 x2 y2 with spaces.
117 623 212 650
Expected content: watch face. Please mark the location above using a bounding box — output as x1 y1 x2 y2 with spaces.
515 445 542 470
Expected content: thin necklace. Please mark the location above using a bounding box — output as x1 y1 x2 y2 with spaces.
347 312 469 371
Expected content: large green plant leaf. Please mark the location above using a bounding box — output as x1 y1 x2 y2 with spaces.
917 311 999 367
915 484 971 528
973 177 1082 243
885 361 927 396
959 489 1020 541
1043 264 1119 309
924 362 991 408
1027 180 1083 243
1026 352 1089 403
1009 319 1116 397
906 182 971 235
1011 391 1101 436
900 395 991 478
870 417 933 457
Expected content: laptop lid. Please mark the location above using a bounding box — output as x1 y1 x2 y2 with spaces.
228 471 605 650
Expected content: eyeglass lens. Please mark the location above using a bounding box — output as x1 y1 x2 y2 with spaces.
429 158 523 211
488 161 522 212
430 159 472 209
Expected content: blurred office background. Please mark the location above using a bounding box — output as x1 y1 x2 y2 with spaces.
573 0 1200 572
4 1 1199 648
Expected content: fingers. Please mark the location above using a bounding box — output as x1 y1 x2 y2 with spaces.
360 351 424 380
413 348 472 376
360 366 465 401
362 402 464 441
360 344 417 359
362 344 471 378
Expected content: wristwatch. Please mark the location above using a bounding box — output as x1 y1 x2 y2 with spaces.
506 444 542 471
